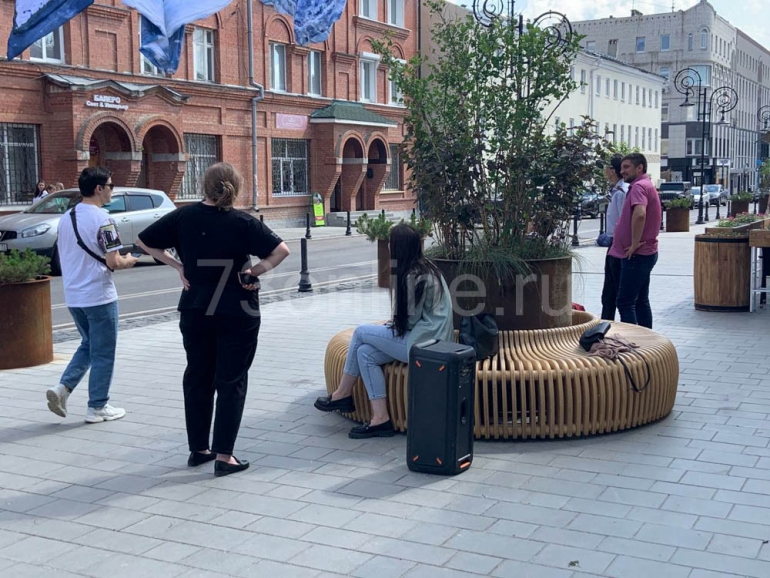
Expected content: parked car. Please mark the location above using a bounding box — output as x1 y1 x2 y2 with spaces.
691 187 708 209
576 191 609 219
0 187 176 275
702 184 727 206
659 181 694 209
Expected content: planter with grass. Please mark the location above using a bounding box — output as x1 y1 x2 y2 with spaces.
0 249 53 369
730 192 753 217
664 198 691 232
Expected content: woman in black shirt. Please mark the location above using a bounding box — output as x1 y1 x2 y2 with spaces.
138 163 290 477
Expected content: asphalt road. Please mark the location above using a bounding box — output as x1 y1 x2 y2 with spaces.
50 235 379 329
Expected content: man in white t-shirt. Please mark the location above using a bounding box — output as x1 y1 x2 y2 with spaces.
46 167 138 423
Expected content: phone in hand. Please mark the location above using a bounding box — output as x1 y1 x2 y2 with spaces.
238 271 258 285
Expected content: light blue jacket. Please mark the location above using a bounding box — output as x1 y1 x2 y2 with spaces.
401 274 455 359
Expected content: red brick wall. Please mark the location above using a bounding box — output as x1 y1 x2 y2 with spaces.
0 0 419 223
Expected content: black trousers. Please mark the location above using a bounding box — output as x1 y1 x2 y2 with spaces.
179 310 260 455
601 252 623 321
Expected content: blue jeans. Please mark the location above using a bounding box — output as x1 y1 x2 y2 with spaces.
343 324 409 400
617 253 658 329
60 301 119 408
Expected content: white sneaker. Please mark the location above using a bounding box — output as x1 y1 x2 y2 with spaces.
46 384 71 418
85 404 126 423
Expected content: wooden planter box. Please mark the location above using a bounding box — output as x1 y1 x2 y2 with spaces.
665 208 690 232
0 276 53 369
435 257 572 331
730 200 751 217
694 218 770 312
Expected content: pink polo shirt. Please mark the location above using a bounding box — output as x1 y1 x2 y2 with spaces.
608 174 661 259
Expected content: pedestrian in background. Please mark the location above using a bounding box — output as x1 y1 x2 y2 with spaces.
600 153 629 321
138 162 290 477
46 167 138 423
609 153 662 329
32 180 47 204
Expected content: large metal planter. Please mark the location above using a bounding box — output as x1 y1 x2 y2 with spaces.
435 257 572 331
0 276 53 370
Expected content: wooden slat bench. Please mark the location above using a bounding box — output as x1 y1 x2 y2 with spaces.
323 312 679 440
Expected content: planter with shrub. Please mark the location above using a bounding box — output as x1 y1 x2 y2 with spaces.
0 249 53 369
664 198 691 232
730 192 753 217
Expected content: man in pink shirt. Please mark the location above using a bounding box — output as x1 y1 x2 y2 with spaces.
608 153 661 328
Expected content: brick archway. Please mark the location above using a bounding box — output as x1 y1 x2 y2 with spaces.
137 124 186 197
362 138 389 211
85 120 141 187
340 137 366 212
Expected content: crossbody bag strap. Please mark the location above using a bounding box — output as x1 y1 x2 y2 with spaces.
70 206 114 272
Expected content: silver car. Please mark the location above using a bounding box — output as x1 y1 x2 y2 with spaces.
0 187 176 274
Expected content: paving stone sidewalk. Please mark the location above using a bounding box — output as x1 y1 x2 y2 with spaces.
1 228 769 577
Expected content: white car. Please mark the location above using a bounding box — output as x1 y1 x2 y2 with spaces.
0 187 176 274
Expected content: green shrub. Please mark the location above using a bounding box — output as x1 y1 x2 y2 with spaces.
356 212 393 242
732 192 754 202
664 198 691 209
0 249 51 284
715 213 764 228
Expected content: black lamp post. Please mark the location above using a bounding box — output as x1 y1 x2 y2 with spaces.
472 0 573 51
674 68 738 225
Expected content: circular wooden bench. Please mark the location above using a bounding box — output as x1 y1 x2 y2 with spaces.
323 312 679 440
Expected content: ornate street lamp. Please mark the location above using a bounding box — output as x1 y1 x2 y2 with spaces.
674 68 738 224
472 0 573 52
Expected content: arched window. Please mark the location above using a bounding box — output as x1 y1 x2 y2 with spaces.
701 28 709 50
688 33 693 51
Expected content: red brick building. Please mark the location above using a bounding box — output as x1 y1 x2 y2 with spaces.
0 0 418 224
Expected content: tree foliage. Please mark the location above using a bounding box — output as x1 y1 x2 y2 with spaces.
373 0 610 271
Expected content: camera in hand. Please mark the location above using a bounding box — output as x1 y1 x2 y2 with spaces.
238 272 258 285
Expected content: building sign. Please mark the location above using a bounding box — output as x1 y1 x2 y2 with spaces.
86 94 129 111
276 113 308 130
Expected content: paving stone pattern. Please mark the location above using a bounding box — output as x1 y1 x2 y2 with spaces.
1 226 770 577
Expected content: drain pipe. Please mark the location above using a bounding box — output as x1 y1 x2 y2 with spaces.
247 0 265 212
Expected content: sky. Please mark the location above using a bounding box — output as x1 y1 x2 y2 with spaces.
445 0 770 49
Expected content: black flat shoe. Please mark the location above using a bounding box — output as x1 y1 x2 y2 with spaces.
214 457 250 477
187 452 217 467
314 395 355 414
349 420 395 439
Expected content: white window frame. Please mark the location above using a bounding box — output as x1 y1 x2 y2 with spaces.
586 40 596 52
360 52 379 103
605 78 610 98
30 27 64 63
661 34 670 52
389 58 405 105
193 28 215 83
360 0 377 20
388 0 404 27
701 28 709 50
308 50 322 96
613 80 618 99
596 75 601 97
580 69 587 94
270 42 287 92
636 36 646 53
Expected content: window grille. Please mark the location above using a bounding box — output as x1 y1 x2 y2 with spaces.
180 134 219 199
272 139 310 196
0 123 39 205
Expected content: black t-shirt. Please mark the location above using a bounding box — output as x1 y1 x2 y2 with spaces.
138 203 282 316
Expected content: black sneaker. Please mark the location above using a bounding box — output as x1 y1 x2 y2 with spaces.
314 395 355 413
349 420 395 439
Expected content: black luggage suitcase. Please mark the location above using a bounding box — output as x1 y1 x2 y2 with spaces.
407 339 476 476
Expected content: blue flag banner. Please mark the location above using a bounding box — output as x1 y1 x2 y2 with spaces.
260 0 346 46
8 0 94 60
123 0 233 74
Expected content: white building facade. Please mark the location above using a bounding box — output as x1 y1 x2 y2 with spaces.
546 51 665 185
571 0 770 192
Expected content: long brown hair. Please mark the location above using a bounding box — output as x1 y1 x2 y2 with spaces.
203 162 242 210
